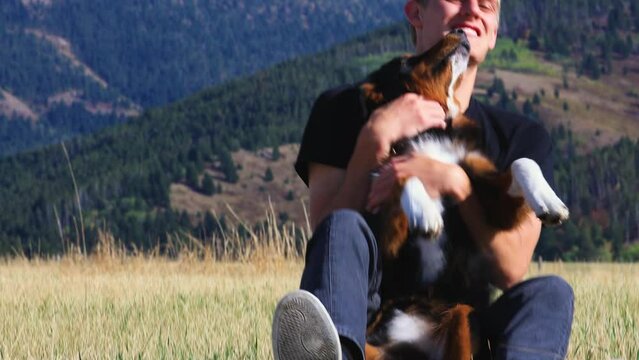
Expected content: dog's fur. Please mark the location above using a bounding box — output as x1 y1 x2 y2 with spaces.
359 30 569 359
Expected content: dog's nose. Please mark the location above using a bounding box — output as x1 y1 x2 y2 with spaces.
451 29 470 50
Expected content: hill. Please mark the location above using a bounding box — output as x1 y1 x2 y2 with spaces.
0 24 412 255
0 0 404 155
1 0 637 154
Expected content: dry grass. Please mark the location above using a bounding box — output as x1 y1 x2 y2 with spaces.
1 258 637 359
530 262 639 360
0 257 302 359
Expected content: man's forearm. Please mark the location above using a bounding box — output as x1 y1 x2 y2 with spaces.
332 128 386 211
309 127 387 228
452 168 540 290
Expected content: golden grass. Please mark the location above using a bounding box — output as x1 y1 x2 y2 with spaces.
529 262 639 360
0 257 302 359
0 259 637 359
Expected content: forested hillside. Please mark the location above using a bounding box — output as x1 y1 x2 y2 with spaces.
0 0 638 261
0 25 413 256
0 0 403 154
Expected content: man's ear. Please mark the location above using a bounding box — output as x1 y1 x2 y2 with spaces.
488 24 499 50
404 0 423 29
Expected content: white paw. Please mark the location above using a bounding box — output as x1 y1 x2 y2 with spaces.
510 158 570 226
401 177 445 238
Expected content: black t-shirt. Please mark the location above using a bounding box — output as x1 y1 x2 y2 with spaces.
295 84 555 189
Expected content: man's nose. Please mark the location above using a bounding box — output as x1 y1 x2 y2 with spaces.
460 0 481 16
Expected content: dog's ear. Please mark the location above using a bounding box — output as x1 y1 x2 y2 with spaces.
360 82 385 105
361 55 413 108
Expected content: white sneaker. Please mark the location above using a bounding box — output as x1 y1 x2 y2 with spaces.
272 290 342 360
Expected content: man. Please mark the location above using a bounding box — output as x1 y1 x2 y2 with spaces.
272 1 574 359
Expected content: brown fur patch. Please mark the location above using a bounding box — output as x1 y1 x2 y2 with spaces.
437 304 474 360
377 181 409 259
461 152 530 229
365 344 383 360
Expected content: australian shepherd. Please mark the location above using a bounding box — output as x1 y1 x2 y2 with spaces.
360 29 569 360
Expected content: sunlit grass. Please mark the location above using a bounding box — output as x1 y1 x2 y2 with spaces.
482 38 556 75
0 258 301 359
0 259 637 359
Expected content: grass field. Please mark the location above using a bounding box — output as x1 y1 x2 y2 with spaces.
0 258 637 359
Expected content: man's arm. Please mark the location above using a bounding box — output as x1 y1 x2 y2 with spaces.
307 94 447 229
308 135 379 229
455 177 541 290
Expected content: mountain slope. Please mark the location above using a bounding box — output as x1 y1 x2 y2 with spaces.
4 0 405 107
0 24 412 254
0 0 405 155
2 0 638 155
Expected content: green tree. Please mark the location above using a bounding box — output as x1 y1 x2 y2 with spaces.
532 93 541 105
522 99 534 117
264 167 274 182
185 164 199 189
218 148 238 183
272 145 281 161
202 174 215 195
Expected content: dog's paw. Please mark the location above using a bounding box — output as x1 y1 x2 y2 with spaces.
533 193 570 226
401 177 444 238
511 158 570 226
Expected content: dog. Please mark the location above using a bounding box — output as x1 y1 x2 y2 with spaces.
359 29 570 359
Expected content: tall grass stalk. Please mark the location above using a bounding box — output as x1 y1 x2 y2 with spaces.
61 141 86 256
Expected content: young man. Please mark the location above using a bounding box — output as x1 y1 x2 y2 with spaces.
272 1 574 359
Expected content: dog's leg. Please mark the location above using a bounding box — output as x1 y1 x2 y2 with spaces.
509 158 569 225
365 343 383 360
440 304 474 360
401 176 444 238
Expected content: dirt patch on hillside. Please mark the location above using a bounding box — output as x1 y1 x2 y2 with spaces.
170 144 310 229
476 54 639 151
26 28 108 88
0 89 38 121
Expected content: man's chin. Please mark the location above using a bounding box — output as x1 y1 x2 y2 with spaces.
469 47 490 66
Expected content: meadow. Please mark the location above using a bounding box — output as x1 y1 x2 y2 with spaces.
1 253 637 360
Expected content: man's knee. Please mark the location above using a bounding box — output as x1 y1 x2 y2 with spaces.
316 209 368 232
512 275 574 321
308 209 376 254
524 275 574 304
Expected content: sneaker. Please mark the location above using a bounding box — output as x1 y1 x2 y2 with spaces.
272 290 342 360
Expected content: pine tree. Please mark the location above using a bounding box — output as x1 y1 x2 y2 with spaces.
272 145 281 161
264 167 274 182
533 93 541 105
522 99 534 117
218 148 238 183
202 174 215 195
185 164 199 189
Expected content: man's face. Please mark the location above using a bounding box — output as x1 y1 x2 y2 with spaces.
407 0 499 65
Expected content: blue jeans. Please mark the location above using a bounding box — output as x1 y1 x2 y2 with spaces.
300 210 574 360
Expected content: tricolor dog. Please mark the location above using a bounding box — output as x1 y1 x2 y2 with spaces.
360 29 569 360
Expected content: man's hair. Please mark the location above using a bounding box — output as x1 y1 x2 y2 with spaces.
409 0 501 44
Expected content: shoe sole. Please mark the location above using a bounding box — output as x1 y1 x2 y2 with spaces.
272 290 342 360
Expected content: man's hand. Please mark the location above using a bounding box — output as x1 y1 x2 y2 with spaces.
364 93 447 161
366 153 471 213
308 93 447 228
